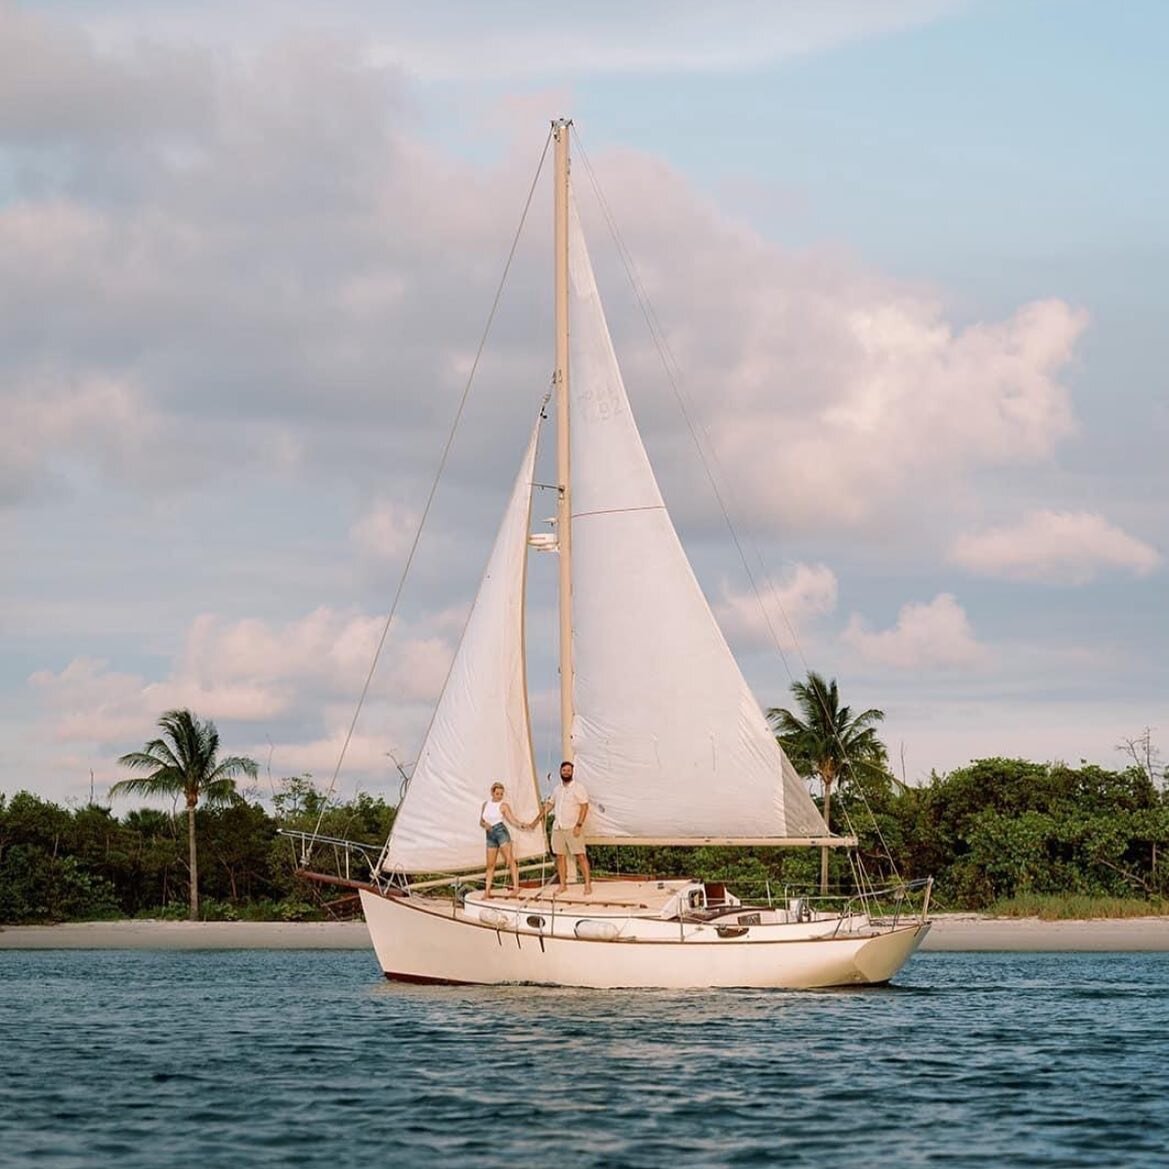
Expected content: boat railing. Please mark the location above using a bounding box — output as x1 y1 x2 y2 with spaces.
277 829 383 884
769 877 933 931
841 877 933 930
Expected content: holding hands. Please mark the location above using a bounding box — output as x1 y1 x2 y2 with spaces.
526 795 553 831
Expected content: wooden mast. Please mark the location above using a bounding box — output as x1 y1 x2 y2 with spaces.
553 118 573 763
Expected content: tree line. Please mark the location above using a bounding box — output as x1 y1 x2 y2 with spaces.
1 696 1166 924
0 773 395 924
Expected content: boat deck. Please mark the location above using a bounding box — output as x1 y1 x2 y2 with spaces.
478 878 691 913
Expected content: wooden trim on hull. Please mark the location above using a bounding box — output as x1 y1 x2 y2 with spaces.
584 836 858 848
385 970 477 986
295 869 381 893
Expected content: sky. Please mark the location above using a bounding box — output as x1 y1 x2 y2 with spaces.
2 0 1166 808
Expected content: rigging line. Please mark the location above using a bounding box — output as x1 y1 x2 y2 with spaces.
841 757 903 882
572 128 889 851
572 504 664 520
305 128 554 863
839 799 886 895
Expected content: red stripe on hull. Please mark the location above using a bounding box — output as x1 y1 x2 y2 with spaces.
384 970 478 986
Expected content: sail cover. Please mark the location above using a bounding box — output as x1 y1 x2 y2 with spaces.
382 420 546 873
567 194 829 841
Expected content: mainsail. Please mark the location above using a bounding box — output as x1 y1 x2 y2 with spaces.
566 193 830 842
381 419 546 873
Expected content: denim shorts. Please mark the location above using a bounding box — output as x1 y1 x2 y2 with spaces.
485 822 511 848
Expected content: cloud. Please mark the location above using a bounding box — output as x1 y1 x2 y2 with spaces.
0 5 1088 543
361 0 962 81
0 2 213 143
949 510 1162 584
30 657 166 746
716 562 838 650
0 13 554 508
175 607 454 711
7 0 1138 804
47 1 962 83
842 593 989 670
28 652 405 794
884 696 1169 785
349 499 419 564
28 607 456 782
574 153 1087 533
263 726 405 783
0 368 163 502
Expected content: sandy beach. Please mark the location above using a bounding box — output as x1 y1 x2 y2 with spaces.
923 914 1169 952
3 914 1169 951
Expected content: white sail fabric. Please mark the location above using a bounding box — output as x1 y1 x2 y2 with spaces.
382 421 546 873
567 194 829 841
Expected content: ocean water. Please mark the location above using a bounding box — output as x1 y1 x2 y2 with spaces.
2 949 1168 1168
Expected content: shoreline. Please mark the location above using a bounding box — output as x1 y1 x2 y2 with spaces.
2 914 1169 952
0 920 371 950
922 913 1169 952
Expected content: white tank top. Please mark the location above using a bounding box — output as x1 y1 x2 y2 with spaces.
482 799 504 826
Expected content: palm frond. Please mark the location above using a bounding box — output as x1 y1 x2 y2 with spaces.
144 737 184 771
208 755 260 782
111 708 258 809
109 771 186 800
117 749 166 771
202 778 244 806
769 670 887 785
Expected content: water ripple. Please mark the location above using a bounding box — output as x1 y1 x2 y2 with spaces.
2 950 1169 1167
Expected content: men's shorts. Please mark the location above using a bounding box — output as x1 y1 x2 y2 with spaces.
551 826 587 856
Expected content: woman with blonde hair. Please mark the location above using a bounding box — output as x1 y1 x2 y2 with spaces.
479 782 524 897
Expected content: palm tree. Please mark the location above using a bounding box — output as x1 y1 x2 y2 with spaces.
767 672 887 895
110 709 258 920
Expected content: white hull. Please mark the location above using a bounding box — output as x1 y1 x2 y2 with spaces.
359 887 930 989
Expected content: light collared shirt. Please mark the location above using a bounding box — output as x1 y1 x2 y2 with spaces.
552 779 589 829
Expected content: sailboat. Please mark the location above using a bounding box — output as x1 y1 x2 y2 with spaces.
354 120 931 988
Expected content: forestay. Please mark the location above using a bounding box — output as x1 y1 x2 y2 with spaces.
566 193 830 842
381 420 546 873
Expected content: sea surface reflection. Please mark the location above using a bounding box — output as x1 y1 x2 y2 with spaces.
2 948 1168 1167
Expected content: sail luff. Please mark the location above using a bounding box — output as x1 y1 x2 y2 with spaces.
553 118 574 763
518 404 543 827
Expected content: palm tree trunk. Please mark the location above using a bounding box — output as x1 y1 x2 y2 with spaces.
187 803 199 921
819 779 832 896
